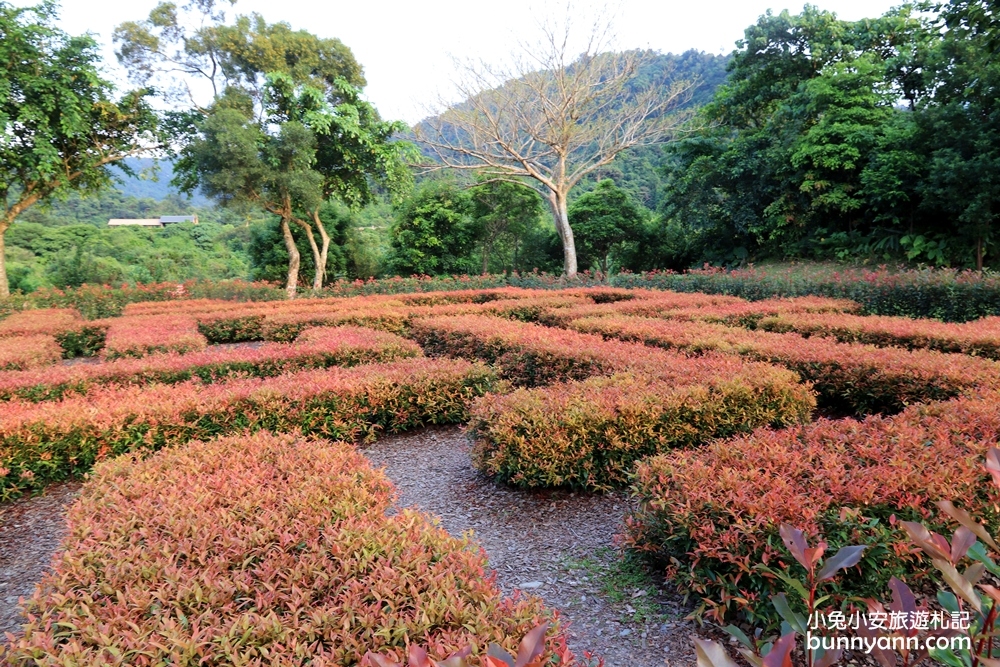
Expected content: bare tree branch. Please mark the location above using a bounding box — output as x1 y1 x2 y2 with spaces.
413 10 697 276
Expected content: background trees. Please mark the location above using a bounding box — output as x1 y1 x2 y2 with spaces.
119 5 409 296
656 2 1000 270
0 2 159 296
567 180 646 276
415 14 697 278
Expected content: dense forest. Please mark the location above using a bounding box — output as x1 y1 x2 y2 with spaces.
2 0 997 294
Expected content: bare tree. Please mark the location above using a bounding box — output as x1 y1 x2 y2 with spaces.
415 13 697 277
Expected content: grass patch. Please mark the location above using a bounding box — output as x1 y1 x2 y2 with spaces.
562 547 663 624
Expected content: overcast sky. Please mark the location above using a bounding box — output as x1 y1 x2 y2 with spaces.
30 0 901 125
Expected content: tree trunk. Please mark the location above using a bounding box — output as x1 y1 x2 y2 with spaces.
280 217 300 298
977 236 984 272
313 209 331 289
546 189 577 277
0 223 9 298
294 218 323 292
481 240 490 275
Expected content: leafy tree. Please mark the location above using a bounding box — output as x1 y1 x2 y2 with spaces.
915 0 1000 270
120 5 407 295
114 1 364 107
388 181 477 276
567 180 646 276
0 2 159 296
468 180 543 274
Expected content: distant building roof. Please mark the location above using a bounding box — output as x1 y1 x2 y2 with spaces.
108 215 199 227
108 218 162 227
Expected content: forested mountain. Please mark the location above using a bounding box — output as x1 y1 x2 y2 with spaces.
115 159 209 205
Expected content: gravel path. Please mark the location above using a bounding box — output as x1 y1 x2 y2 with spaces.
364 426 698 667
0 482 80 639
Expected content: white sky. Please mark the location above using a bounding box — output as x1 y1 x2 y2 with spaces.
33 0 901 125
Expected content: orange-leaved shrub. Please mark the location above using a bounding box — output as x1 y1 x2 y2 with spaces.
633 296 861 327
467 357 814 490
758 310 1000 359
0 335 62 371
1 432 568 665
409 314 740 387
0 308 82 337
0 326 421 402
623 390 1000 624
102 314 208 359
569 315 999 415
410 315 624 386
0 357 497 499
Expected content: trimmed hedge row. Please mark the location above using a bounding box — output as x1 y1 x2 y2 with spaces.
409 315 625 386
569 315 999 415
758 311 1000 359
102 314 208 359
0 308 82 337
467 365 815 491
0 326 421 402
535 294 859 328
0 357 497 500
614 266 1000 322
1 432 568 664
623 390 1000 624
0 335 62 371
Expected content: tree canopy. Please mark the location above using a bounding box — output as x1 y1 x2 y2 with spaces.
0 1 159 296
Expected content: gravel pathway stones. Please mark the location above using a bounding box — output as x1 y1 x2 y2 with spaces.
0 482 80 639
364 426 698 667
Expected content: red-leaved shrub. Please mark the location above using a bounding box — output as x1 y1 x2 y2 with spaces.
102 314 208 359
1 432 569 664
0 357 497 499
758 310 1000 359
0 308 82 338
0 326 421 402
0 335 62 371
623 390 1000 623
569 315 999 414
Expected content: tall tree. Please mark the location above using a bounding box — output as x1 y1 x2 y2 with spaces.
121 5 406 294
0 2 158 297
468 180 543 274
388 180 477 276
415 15 695 277
917 0 1000 270
567 179 646 277
115 1 364 108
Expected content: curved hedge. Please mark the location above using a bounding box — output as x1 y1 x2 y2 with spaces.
1 432 567 664
0 357 497 500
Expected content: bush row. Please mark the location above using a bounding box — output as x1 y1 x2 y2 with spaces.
0 326 421 402
613 266 1000 322
0 307 82 337
468 365 815 490
409 315 625 386
623 390 1000 624
0 357 497 500
569 315 999 415
1 431 569 664
758 310 1000 359
0 335 62 371
7 267 1000 321
101 314 208 359
535 294 858 329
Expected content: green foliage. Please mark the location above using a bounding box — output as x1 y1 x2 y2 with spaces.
388 180 479 276
657 2 1000 270
568 180 647 276
0 1 160 295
